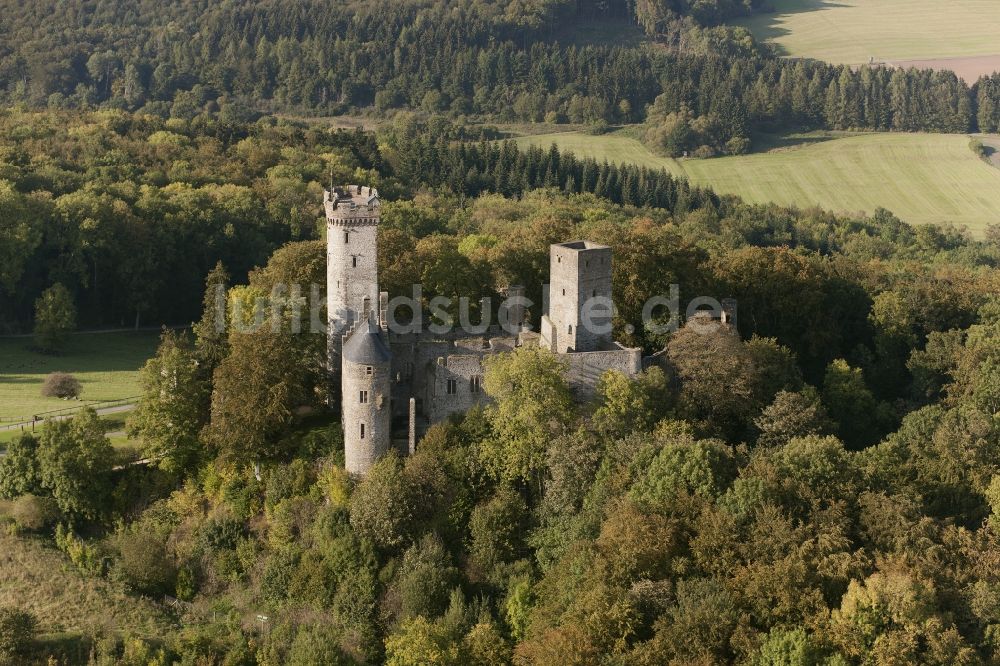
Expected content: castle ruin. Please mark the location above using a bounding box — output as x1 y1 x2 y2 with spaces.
326 186 698 475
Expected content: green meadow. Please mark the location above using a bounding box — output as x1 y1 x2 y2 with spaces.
732 0 1000 65
513 130 1000 233
0 331 160 421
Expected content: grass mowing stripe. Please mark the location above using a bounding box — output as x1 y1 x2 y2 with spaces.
513 130 1000 233
732 0 1000 64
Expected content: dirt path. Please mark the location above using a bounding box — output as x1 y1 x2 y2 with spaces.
0 403 136 433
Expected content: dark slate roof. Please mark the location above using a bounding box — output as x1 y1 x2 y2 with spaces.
343 317 391 365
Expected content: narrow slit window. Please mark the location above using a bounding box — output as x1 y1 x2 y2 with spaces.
352 256 358 268
344 231 349 243
360 423 365 439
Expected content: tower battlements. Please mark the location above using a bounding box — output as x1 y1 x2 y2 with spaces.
542 240 613 354
324 186 380 223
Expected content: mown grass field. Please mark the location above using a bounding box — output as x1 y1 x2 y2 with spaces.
513 130 1000 232
0 331 160 421
732 0 1000 79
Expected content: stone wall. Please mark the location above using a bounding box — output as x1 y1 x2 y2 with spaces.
561 346 643 399
387 331 519 433
427 354 488 423
342 355 392 475
547 241 613 353
327 216 379 331
326 187 380 393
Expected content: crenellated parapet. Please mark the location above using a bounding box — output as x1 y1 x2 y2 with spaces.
324 186 380 224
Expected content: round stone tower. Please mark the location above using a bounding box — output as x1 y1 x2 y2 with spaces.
341 316 392 475
326 185 380 398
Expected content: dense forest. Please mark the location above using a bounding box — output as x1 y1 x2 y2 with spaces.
5 108 997 335
1 0 999 157
3 1 1000 664
2 103 1000 663
0 109 719 331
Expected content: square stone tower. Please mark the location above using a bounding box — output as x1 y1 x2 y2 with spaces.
541 241 613 353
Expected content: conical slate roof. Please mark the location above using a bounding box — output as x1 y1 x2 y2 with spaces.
343 316 391 365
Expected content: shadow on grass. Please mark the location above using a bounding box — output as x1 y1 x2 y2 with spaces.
736 0 851 56
0 332 160 376
0 376 37 384
750 131 843 153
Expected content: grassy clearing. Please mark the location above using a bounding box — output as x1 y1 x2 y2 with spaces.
0 331 159 421
0 530 174 639
513 129 1000 232
0 412 139 452
518 130 681 171
733 0 1000 65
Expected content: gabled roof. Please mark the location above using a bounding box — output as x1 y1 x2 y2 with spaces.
343 316 391 365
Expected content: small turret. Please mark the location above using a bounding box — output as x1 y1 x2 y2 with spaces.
341 316 392 475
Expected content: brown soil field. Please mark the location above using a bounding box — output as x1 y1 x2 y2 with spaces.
885 54 1000 82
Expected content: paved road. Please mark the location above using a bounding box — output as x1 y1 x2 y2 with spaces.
0 403 137 433
0 325 188 339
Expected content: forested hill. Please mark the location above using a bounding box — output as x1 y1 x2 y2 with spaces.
5 0 1000 152
3 108 999 342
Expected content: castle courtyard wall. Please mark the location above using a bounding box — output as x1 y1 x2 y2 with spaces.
561 346 643 399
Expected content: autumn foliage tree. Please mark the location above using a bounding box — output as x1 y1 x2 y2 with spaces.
481 347 575 487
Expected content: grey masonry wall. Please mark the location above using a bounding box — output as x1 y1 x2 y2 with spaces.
327 186 380 392
545 241 613 353
562 348 643 399
342 350 392 475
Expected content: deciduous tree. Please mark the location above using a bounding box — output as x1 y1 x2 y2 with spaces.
481 347 574 486
36 408 114 521
33 283 76 352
